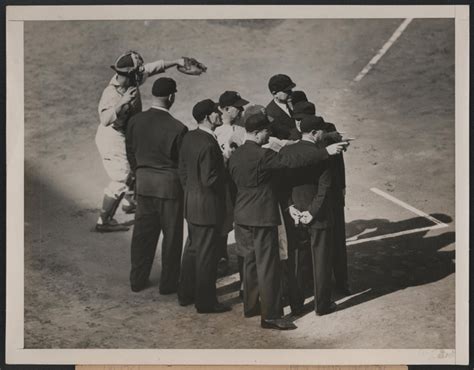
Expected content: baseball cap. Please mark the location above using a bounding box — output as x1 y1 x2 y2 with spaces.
244 111 271 133
192 99 220 122
293 101 316 120
152 77 177 97
268 74 296 94
300 115 326 133
291 90 308 105
110 51 144 75
219 91 249 108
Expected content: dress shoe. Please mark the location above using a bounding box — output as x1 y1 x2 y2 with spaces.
316 302 337 316
261 318 297 330
197 302 232 314
131 279 151 293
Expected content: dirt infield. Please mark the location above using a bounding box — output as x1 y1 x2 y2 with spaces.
23 18 455 349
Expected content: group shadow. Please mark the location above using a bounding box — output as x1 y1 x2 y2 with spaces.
218 214 455 316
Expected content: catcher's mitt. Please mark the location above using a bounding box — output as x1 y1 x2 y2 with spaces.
177 57 207 75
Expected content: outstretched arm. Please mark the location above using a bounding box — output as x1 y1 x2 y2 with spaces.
143 58 185 78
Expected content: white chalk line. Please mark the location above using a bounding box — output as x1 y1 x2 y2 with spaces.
353 18 413 82
347 188 449 245
347 223 447 246
335 288 372 305
370 187 448 226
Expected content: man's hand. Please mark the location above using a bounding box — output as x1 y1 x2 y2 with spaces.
326 142 349 155
300 211 314 225
289 205 302 225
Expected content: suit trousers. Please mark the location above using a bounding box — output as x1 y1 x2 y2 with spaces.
309 227 333 313
236 225 283 320
281 211 307 311
217 234 229 260
332 195 349 289
130 195 183 293
178 223 220 310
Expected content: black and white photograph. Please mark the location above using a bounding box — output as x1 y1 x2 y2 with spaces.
5 4 469 366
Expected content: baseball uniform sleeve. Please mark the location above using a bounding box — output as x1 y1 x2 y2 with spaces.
141 60 166 84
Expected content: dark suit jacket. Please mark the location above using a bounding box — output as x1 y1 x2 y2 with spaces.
280 140 333 229
179 128 225 226
324 121 346 192
228 140 328 227
126 108 188 199
288 128 302 141
266 100 296 140
288 118 346 192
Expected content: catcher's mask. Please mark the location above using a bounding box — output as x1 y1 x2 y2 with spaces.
110 50 145 86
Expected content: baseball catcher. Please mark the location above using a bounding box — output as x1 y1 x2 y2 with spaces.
95 51 206 232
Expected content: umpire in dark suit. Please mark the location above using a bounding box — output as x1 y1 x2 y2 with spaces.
323 120 351 296
266 74 296 139
280 115 338 315
292 99 351 295
228 111 347 330
178 99 232 314
126 77 188 294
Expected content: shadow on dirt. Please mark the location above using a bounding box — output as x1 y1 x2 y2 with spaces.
337 215 454 312
218 214 455 316
345 213 452 240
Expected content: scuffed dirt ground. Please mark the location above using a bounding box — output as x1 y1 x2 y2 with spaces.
23 18 455 349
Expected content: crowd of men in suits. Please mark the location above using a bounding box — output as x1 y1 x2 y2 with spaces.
95 52 351 331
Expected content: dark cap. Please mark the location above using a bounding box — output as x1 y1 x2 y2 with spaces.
242 104 266 124
152 77 177 97
244 112 271 133
110 51 144 75
293 101 316 120
300 115 326 133
219 91 249 108
268 74 296 94
192 99 219 122
291 90 308 105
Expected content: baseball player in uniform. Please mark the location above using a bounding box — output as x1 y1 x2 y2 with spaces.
214 91 249 273
95 51 186 232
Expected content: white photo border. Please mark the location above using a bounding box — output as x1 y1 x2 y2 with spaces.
5 4 469 365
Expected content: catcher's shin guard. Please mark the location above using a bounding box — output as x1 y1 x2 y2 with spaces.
95 193 129 232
